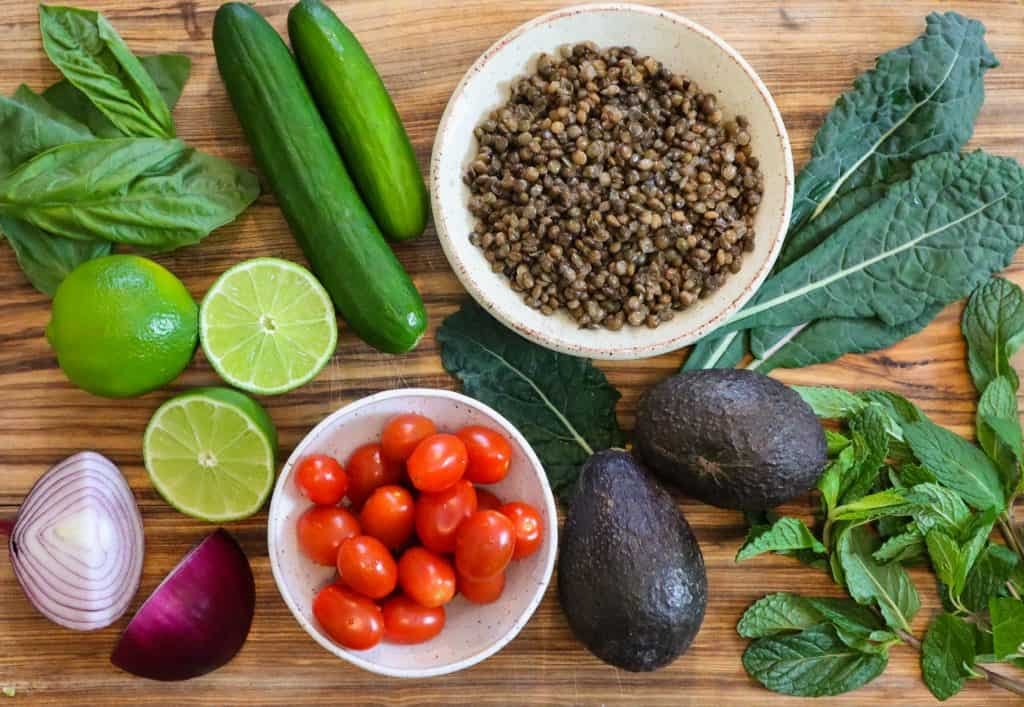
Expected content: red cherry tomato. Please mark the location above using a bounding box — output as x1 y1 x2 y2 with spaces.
414 480 477 554
500 502 544 560
313 584 383 650
345 443 404 508
397 547 456 608
336 535 398 599
455 510 516 581
360 485 415 550
295 454 348 505
296 506 361 566
457 570 506 604
381 414 437 462
407 434 468 493
381 595 445 645
456 426 512 484
475 487 503 512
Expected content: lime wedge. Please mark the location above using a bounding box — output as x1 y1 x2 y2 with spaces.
200 258 338 395
144 387 277 522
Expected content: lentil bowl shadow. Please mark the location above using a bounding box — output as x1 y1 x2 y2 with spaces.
431 3 793 360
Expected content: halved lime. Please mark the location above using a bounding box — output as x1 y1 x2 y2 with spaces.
200 258 338 395
144 387 277 522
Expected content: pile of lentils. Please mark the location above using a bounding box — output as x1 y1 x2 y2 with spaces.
465 42 764 330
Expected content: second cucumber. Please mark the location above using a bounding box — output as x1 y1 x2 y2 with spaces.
289 0 429 243
213 3 426 354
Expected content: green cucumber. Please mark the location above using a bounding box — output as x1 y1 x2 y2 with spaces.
288 0 429 242
212 3 426 354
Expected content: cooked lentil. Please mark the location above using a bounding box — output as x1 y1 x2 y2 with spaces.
465 43 764 331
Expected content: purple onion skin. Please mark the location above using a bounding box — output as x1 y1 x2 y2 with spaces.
111 529 255 681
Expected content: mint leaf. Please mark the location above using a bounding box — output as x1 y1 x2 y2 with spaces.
742 624 888 697
896 463 937 487
977 376 1022 497
438 301 624 498
874 529 925 564
860 390 924 433
991 597 1024 659
840 526 920 631
832 489 910 522
962 277 1024 393
981 414 1024 464
963 544 1019 613
925 529 964 593
904 482 970 534
903 419 1005 511
736 517 826 562
737 593 823 638
840 406 891 503
818 446 855 514
922 612 976 701
805 597 895 653
793 386 866 420
826 430 852 455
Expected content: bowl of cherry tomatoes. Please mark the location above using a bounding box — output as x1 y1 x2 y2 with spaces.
267 388 558 677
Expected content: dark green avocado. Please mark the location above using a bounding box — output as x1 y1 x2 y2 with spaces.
558 450 707 672
634 369 827 511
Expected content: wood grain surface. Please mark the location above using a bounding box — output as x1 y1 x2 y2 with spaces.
1 0 1023 704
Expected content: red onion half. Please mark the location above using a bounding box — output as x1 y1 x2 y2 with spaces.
5 452 144 631
111 529 255 681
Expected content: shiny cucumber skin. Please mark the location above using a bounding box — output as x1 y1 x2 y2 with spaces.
288 0 429 242
212 3 426 354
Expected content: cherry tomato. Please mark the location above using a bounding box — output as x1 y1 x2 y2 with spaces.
475 487 503 512
457 570 506 604
381 595 445 645
455 510 516 581
336 535 398 599
295 454 348 505
456 426 512 484
313 584 384 650
360 485 415 550
414 480 477 554
397 547 456 608
296 506 361 566
381 414 437 462
500 502 544 560
407 434 468 493
345 443 404 508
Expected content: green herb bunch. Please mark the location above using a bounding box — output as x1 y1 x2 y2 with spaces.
0 6 259 296
685 12 1024 375
736 277 1024 699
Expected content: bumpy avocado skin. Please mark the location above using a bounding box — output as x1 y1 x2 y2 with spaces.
558 450 707 671
634 369 827 511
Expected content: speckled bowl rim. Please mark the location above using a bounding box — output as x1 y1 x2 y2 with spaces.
430 2 794 360
267 388 559 679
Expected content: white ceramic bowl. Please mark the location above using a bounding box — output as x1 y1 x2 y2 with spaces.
267 389 558 678
432 3 793 360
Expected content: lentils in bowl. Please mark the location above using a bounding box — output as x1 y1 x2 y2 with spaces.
465 42 764 331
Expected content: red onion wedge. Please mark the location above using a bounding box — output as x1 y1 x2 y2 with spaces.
111 529 255 681
3 452 144 631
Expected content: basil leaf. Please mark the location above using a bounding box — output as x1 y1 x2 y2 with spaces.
962 544 1019 613
792 386 865 420
0 139 259 250
754 307 941 374
922 613 975 701
962 277 1024 393
736 517 826 562
784 12 997 255
0 90 92 175
873 529 925 564
977 376 1022 495
839 526 920 631
39 5 175 138
721 152 1024 336
737 593 823 638
0 216 111 296
990 597 1024 659
903 419 1005 511
742 624 888 697
840 406 890 503
438 301 625 498
43 53 190 139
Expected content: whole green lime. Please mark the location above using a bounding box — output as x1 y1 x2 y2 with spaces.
47 255 198 398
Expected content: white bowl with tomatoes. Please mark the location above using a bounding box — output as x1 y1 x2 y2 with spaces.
267 388 558 678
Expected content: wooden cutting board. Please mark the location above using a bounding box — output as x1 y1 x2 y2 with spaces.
1 0 1022 704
